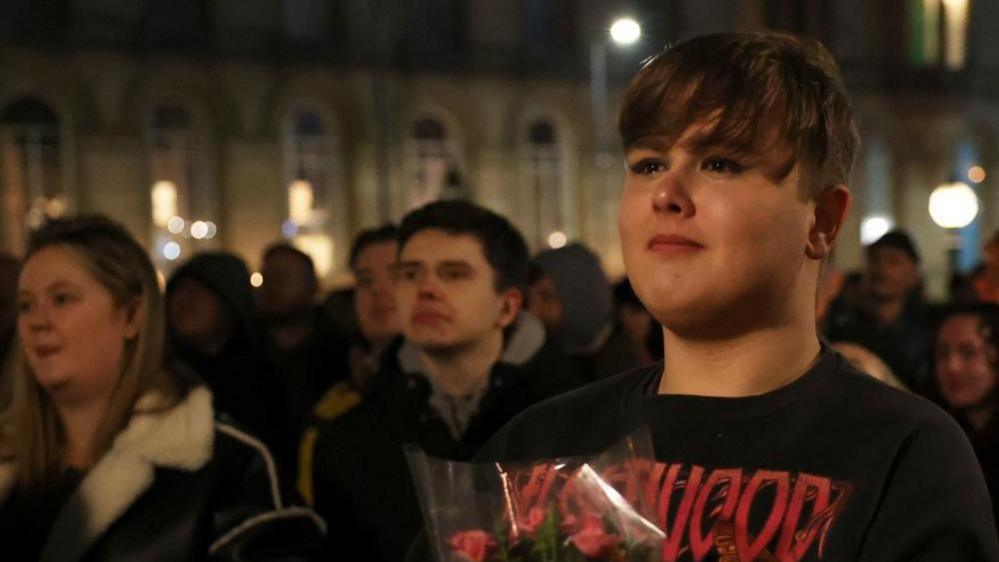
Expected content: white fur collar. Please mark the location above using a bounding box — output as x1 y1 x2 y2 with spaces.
0 386 214 561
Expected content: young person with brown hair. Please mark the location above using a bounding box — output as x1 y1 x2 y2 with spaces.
476 32 998 560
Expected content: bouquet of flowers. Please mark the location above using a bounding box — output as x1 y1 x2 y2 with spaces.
406 430 665 562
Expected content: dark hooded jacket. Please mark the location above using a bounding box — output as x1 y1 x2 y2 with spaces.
166 253 293 475
534 244 643 381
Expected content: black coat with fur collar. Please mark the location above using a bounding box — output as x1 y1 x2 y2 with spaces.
0 386 325 561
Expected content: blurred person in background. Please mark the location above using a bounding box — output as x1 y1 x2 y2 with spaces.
302 201 579 562
612 277 662 366
258 243 350 435
826 229 935 393
166 252 291 474
0 255 20 370
967 230 999 303
529 243 643 381
0 216 323 561
298 225 401 502
934 303 999 523
830 341 906 389
346 224 401 393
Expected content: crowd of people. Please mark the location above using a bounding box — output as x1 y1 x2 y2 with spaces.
0 29 997 561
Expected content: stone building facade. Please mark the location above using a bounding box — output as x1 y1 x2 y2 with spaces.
1 0 998 297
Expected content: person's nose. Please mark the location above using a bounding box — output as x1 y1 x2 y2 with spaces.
416 273 442 300
652 169 695 217
23 302 51 332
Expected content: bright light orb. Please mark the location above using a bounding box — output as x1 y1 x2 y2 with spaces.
610 18 641 45
860 216 893 245
929 181 979 229
968 166 986 184
205 221 218 239
191 221 209 240
163 242 182 261
250 272 264 288
167 216 185 234
547 231 568 249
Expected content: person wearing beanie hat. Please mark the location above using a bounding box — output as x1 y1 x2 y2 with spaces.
867 229 921 263
529 243 644 381
826 228 936 393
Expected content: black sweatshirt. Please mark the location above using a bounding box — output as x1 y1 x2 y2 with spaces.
477 346 999 561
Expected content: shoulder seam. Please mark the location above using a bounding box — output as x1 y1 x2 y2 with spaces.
215 422 282 509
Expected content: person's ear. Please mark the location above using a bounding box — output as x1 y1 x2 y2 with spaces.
122 296 144 339
806 185 851 260
496 288 523 329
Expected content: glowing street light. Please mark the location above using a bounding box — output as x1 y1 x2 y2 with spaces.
547 231 568 249
860 215 893 245
610 18 642 45
929 181 978 229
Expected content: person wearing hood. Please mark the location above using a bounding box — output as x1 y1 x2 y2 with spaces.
165 252 292 474
301 201 580 562
529 243 644 381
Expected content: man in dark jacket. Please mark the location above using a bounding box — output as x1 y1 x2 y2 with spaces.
259 244 352 435
303 201 580 562
825 229 936 393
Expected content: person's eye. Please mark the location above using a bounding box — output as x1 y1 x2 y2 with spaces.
398 268 420 282
628 158 665 176
701 157 745 176
53 293 72 306
16 299 32 314
440 268 470 281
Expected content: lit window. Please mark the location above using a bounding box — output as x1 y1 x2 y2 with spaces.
282 107 344 279
405 116 463 210
147 104 213 269
908 0 969 69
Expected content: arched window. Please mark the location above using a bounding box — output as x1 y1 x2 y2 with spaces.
282 107 343 279
521 118 566 249
0 97 64 253
405 116 463 211
147 103 213 269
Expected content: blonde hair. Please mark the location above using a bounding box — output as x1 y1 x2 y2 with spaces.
0 216 190 489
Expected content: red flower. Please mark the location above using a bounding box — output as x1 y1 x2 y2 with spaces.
517 506 548 536
569 513 621 558
447 530 497 562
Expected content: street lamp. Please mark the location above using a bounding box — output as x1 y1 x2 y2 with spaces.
590 17 641 259
610 18 642 45
929 179 979 294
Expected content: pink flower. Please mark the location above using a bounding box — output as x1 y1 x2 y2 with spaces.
517 506 548 536
560 513 579 533
569 513 621 558
447 530 497 562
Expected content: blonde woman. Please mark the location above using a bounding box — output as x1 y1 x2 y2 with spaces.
0 216 323 561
